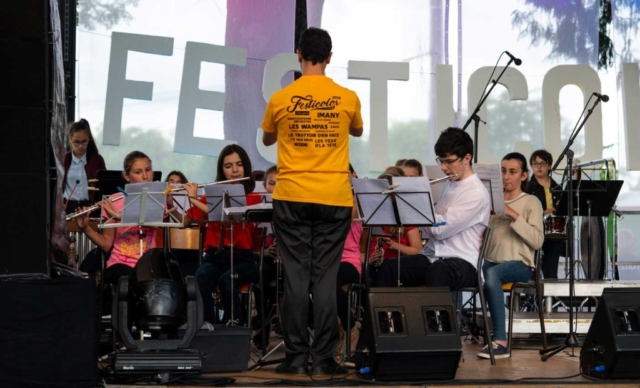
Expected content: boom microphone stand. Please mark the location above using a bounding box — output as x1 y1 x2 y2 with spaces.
463 51 521 163
540 94 607 361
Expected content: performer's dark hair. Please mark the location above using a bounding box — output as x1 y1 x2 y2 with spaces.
503 152 529 192
123 151 151 174
165 170 188 184
264 165 277 183
530 149 553 167
297 27 332 65
402 159 423 176
434 127 474 165
216 144 255 194
395 158 407 166
348 163 358 178
69 118 99 157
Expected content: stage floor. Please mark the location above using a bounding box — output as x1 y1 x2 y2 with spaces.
107 336 639 387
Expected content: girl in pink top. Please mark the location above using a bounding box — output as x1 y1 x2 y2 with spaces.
75 151 160 285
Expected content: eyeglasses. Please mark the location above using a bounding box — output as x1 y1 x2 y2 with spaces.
435 156 461 166
531 162 548 168
72 140 89 146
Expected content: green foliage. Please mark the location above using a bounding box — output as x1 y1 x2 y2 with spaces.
94 126 217 184
77 0 139 30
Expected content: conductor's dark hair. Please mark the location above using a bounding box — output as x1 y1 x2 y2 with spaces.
297 27 332 65
434 127 474 166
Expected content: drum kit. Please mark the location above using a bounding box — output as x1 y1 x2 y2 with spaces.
542 159 621 281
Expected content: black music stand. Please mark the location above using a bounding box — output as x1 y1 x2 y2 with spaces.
554 180 622 280
201 184 246 327
353 176 437 287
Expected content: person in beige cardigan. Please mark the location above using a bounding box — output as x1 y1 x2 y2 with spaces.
477 152 544 360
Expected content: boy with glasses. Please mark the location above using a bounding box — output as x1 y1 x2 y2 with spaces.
374 127 491 289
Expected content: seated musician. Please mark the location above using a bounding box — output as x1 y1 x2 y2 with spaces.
375 127 491 289
399 158 424 177
75 151 160 285
527 149 564 279
181 144 260 326
478 152 543 359
367 167 423 286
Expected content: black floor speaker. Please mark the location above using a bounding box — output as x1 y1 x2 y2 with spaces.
355 287 461 381
580 288 640 379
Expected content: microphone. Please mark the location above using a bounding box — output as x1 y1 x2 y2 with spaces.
505 51 522 66
594 92 609 102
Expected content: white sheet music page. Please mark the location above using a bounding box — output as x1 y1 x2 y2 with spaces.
352 178 396 226
425 165 446 204
392 176 436 226
474 163 505 215
122 182 169 224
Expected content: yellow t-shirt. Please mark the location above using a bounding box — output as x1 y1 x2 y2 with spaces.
261 75 364 207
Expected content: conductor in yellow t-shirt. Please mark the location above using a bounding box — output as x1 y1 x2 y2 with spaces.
261 27 364 376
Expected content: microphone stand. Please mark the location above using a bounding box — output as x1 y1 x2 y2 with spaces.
463 56 517 163
540 96 604 361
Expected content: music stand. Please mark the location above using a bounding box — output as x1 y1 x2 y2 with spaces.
555 180 623 280
202 184 246 326
353 176 437 287
100 182 183 256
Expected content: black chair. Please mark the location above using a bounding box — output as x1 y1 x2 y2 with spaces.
453 227 495 364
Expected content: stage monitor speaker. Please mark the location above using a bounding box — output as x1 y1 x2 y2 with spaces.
580 288 640 380
355 287 461 381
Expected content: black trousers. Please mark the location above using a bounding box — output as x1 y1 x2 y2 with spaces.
273 200 352 364
374 254 431 287
426 257 478 288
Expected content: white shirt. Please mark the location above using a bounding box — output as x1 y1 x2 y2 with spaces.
420 173 491 268
64 153 89 200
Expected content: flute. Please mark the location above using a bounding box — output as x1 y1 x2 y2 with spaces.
65 195 124 221
66 176 251 221
430 174 458 184
163 176 250 194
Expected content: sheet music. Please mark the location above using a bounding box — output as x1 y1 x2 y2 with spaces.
474 163 505 215
352 178 396 226
121 182 169 224
203 184 246 222
425 165 446 204
392 176 436 225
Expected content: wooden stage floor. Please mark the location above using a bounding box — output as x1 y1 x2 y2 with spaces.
108 336 639 387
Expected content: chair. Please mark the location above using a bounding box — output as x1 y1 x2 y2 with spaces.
502 250 548 356
454 227 495 364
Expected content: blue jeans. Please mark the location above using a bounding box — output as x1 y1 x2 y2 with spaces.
195 248 257 325
482 260 533 341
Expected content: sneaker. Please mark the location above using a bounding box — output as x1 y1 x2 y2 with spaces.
476 342 510 359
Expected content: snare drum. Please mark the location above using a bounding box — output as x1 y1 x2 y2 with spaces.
543 215 567 237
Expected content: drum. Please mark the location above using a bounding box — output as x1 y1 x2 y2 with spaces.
543 215 567 237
